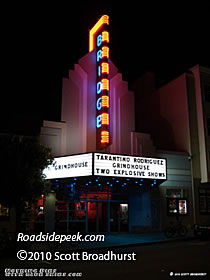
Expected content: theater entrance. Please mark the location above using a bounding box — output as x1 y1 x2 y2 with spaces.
87 201 128 232
55 199 128 233
53 180 129 233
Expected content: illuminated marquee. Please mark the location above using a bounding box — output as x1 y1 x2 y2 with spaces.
43 153 93 179
43 152 167 181
94 153 167 180
89 15 110 149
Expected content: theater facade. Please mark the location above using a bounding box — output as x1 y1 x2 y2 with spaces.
39 15 193 233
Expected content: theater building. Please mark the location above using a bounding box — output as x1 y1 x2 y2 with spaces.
132 66 210 226
39 15 193 233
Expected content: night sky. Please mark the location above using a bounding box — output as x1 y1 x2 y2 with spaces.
2 3 210 134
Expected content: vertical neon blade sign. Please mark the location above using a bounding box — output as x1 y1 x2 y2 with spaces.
89 15 110 150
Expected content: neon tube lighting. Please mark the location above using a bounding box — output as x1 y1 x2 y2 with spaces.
89 15 109 52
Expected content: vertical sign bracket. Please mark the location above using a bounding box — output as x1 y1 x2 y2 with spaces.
89 15 111 150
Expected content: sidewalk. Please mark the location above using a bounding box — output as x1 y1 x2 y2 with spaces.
32 231 195 252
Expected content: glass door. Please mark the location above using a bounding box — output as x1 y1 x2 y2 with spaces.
110 202 128 232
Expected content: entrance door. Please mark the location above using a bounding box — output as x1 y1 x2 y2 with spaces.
87 202 97 232
120 203 129 232
110 202 128 232
87 201 108 232
151 199 161 230
55 201 87 233
100 202 108 232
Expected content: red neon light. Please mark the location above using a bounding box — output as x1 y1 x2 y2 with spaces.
101 131 109 143
102 31 109 43
89 15 109 52
101 62 109 74
102 79 109 90
102 46 109 58
102 95 109 107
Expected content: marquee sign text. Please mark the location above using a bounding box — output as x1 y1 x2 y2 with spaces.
43 153 166 181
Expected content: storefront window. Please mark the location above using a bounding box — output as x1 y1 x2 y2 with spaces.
199 188 210 214
166 189 188 216
20 197 45 232
166 189 181 198
0 204 9 218
179 200 187 215
167 198 178 215
76 202 85 211
167 198 188 216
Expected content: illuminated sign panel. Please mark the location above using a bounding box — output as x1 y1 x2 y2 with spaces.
89 15 110 149
94 153 167 180
179 200 187 215
43 153 166 181
167 198 188 215
43 153 93 179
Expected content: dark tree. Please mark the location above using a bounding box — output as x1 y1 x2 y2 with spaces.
0 134 54 232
